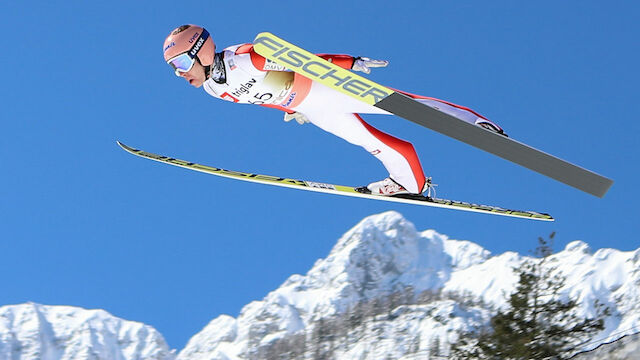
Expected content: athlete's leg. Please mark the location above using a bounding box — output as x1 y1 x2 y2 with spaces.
390 89 505 134
302 110 426 193
287 75 504 134
288 79 427 193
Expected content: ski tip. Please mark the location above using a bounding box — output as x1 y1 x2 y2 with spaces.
116 141 137 154
255 31 274 38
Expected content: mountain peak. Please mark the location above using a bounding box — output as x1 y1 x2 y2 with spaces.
565 240 592 254
330 210 416 254
0 303 174 360
161 212 640 360
298 211 454 308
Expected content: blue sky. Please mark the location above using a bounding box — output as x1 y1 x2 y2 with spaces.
1 0 638 350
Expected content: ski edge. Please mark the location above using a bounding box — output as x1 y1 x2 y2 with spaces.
116 141 554 222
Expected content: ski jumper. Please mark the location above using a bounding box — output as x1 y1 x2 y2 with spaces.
202 44 500 193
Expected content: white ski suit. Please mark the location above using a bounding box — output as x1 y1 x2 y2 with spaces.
202 43 502 193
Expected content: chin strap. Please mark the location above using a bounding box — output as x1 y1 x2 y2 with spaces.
208 52 226 84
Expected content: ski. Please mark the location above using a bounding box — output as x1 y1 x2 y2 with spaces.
117 141 553 221
252 32 613 198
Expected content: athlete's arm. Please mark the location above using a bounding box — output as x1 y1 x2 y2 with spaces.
239 43 387 73
315 54 356 70
235 46 357 72
316 54 388 73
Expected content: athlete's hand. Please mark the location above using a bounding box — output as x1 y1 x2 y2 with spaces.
352 57 389 74
284 112 310 125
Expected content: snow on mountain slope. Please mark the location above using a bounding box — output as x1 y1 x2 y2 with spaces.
178 211 640 360
0 303 175 360
3 211 638 359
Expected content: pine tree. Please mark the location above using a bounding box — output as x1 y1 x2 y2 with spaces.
451 233 608 360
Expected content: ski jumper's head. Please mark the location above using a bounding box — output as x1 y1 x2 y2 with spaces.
163 24 215 88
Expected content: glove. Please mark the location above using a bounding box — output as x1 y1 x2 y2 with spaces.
284 112 310 125
352 57 389 74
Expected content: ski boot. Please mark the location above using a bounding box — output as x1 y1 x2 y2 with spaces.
356 177 436 198
358 177 410 196
476 119 508 137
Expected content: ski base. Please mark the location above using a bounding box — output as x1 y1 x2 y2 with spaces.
117 141 553 222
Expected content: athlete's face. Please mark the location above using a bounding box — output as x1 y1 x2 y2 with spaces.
179 61 206 88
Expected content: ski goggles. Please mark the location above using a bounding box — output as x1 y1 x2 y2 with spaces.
166 29 210 76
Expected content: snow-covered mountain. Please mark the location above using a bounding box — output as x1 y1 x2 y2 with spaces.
2 211 639 359
0 303 174 360
177 211 640 360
